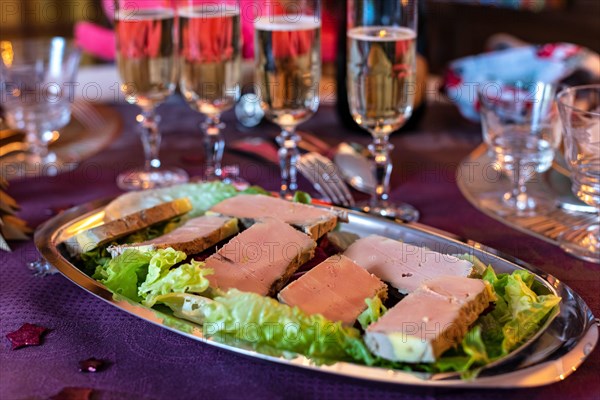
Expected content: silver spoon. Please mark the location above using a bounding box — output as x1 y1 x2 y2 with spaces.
333 142 376 195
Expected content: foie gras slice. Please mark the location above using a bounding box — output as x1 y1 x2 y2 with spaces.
209 194 342 239
364 276 493 363
107 215 239 257
205 218 317 296
278 255 388 325
64 198 193 256
344 235 474 294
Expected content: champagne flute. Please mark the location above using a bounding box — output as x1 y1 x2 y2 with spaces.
347 0 419 221
254 0 321 197
114 0 188 190
178 0 241 182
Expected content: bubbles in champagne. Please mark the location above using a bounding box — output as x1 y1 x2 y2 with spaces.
178 7 241 115
115 8 176 107
254 16 321 128
347 26 416 137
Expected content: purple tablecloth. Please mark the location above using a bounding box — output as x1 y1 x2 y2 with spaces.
1 102 598 400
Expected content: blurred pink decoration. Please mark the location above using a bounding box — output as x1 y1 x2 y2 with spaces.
74 22 116 60
73 0 115 60
74 0 337 62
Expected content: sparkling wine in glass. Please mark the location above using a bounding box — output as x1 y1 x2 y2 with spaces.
114 0 188 190
179 0 241 182
254 0 321 197
347 0 419 221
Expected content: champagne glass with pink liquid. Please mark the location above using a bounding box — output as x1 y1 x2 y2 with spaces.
178 0 241 182
114 0 188 190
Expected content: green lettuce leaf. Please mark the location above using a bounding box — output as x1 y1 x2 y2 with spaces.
292 191 312 204
500 274 561 353
158 290 377 365
435 266 560 376
241 185 271 196
94 249 154 301
80 246 111 276
139 256 213 307
435 326 488 376
357 296 387 330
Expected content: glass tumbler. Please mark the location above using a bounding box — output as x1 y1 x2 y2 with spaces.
557 84 600 263
0 37 80 178
479 81 561 216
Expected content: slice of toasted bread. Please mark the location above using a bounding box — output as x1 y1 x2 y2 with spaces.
64 198 192 256
107 216 239 257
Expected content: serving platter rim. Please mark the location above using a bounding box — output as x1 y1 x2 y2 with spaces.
34 197 598 389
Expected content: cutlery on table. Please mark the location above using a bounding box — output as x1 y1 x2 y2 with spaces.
297 152 355 208
333 142 376 195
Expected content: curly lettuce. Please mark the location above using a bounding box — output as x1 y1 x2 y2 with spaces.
139 253 213 307
436 266 560 375
357 296 387 330
157 290 376 365
93 249 154 301
93 248 213 306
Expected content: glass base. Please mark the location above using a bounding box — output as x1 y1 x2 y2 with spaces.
480 191 556 217
558 222 600 264
117 167 189 191
0 152 77 179
202 165 249 190
358 200 419 222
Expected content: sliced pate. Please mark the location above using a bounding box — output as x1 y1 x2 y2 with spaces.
344 235 474 293
364 276 493 363
278 254 387 325
205 218 317 296
209 194 342 239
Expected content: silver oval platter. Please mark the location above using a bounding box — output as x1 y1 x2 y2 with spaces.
34 198 598 388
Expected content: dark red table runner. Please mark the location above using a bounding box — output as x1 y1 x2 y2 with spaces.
1 102 597 399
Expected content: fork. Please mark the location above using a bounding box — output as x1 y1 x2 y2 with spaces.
297 152 356 208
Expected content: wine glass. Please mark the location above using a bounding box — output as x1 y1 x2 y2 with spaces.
114 0 188 190
346 0 419 221
479 81 561 216
0 37 80 178
178 0 241 182
254 0 321 197
556 84 600 263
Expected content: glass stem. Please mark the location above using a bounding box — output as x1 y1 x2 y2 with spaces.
276 127 300 198
202 115 225 181
24 123 50 162
510 158 530 210
369 136 393 209
138 108 162 172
